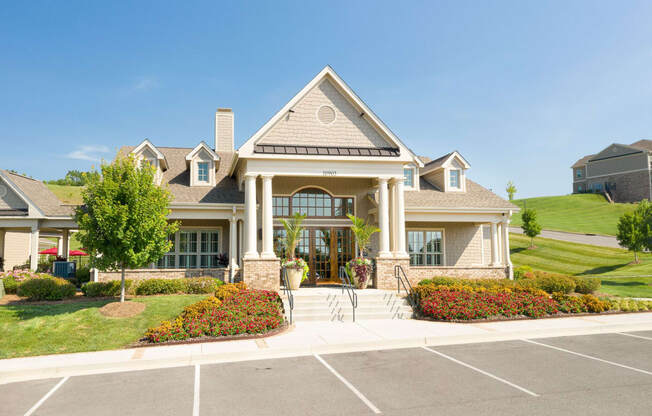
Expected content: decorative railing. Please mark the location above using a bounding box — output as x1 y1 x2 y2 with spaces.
280 267 294 324
339 266 358 322
394 264 417 309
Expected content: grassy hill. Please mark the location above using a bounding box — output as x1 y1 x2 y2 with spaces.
46 184 84 205
510 193 635 236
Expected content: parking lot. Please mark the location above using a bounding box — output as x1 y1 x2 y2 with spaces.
3 331 652 416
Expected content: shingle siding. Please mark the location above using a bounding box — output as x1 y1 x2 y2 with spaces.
258 79 393 149
586 152 647 177
0 178 28 211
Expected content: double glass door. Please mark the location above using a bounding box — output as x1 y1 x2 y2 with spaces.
274 227 354 285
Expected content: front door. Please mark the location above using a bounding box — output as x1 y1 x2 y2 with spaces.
275 227 354 285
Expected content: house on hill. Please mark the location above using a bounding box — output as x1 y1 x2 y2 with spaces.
572 140 652 203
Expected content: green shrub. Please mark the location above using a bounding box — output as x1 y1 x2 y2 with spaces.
134 279 185 296
2 275 19 294
82 280 134 297
571 276 601 294
528 272 576 294
513 265 533 279
76 267 92 286
17 277 76 300
183 277 224 294
1 270 52 294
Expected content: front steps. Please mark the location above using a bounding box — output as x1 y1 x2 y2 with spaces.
280 288 414 322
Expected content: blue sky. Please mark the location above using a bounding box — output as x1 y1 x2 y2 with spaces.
1 1 652 199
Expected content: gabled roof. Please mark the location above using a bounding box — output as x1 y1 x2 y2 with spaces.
238 65 423 166
571 154 594 168
629 139 652 152
421 151 470 175
119 146 242 204
588 143 643 163
185 141 220 166
132 139 169 170
0 170 74 217
406 177 517 210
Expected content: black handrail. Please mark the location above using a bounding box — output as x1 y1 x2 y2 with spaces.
280 267 294 324
394 264 417 309
339 266 358 322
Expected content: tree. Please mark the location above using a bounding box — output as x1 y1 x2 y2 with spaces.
617 200 652 263
506 181 517 201
74 156 178 302
347 214 380 258
521 208 542 248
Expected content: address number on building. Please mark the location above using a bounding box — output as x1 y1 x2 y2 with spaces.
322 170 337 176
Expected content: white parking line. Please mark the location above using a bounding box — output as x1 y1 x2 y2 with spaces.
24 376 69 416
313 354 382 414
617 332 652 341
193 364 200 416
421 347 539 397
522 339 652 376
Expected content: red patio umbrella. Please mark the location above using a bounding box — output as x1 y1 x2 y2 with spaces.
38 247 58 255
68 250 88 256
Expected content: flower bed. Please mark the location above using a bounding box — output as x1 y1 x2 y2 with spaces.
413 284 652 322
144 284 285 343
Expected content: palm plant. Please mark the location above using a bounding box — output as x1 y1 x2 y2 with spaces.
279 212 307 260
346 214 380 258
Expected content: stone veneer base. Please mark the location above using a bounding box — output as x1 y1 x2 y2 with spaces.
97 268 229 283
242 258 280 291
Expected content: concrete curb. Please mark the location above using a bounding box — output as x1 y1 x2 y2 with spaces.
3 319 652 385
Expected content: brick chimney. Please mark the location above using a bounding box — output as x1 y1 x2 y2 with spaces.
215 108 234 152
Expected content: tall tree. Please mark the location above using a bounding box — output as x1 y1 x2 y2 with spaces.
74 156 178 302
617 200 652 263
521 208 542 248
506 181 517 201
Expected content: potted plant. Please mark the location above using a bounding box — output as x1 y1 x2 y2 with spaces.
346 214 380 289
280 213 309 290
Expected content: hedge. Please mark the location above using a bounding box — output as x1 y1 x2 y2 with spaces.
0 270 49 294
82 277 225 297
17 277 77 301
81 280 134 297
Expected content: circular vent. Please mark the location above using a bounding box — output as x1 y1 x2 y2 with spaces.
317 105 336 124
0 184 6 198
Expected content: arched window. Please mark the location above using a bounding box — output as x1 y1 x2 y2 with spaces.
272 188 353 218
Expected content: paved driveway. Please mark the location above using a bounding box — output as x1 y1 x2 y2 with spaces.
510 227 621 248
4 331 652 416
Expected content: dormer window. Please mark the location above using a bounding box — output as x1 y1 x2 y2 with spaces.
403 167 414 188
197 162 209 182
449 169 460 188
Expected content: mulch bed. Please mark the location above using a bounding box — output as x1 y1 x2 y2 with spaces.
99 301 146 318
129 322 291 348
414 309 652 324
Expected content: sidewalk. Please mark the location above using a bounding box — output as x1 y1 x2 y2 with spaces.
509 226 621 248
3 312 652 384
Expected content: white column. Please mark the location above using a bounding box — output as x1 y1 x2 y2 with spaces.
261 174 275 259
62 229 70 260
57 237 63 256
502 218 513 279
490 222 500 266
229 216 238 282
0 229 5 262
30 225 39 271
395 178 407 257
377 177 391 257
237 220 243 264
389 180 396 253
244 174 258 259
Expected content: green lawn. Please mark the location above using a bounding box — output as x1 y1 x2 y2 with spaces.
46 184 84 205
511 233 652 298
0 295 206 359
510 193 635 236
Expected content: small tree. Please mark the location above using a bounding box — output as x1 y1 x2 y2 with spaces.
279 212 306 260
347 214 380 258
75 156 178 302
506 181 517 201
617 200 652 263
521 208 541 248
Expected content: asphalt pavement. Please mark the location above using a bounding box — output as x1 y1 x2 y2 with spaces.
4 331 652 416
509 227 621 248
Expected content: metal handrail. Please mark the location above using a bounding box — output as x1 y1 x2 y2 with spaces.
339 266 358 322
394 264 417 309
280 267 294 324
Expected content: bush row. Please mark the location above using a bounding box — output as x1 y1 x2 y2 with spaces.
81 277 225 297
145 286 283 343
0 271 78 300
418 271 601 295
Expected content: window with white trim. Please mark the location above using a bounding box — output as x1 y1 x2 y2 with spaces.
449 169 460 188
575 169 583 179
197 162 209 182
403 167 414 188
408 230 443 266
156 229 222 269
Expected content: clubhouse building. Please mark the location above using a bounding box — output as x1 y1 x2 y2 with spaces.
0 66 517 290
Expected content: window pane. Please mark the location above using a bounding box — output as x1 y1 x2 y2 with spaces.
450 170 460 188
404 168 414 187
198 162 209 182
